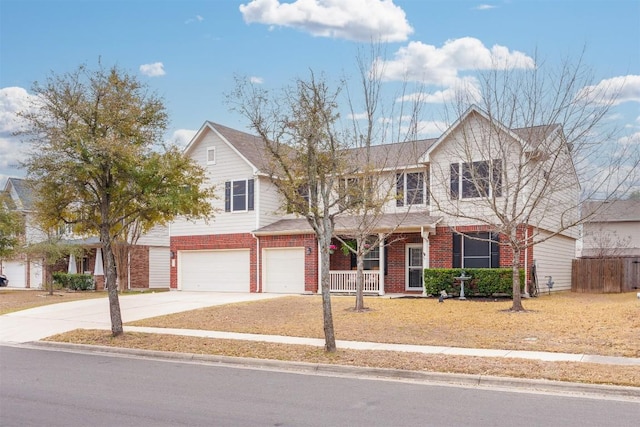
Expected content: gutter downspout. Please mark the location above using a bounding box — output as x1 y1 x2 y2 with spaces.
523 226 529 298
252 233 261 293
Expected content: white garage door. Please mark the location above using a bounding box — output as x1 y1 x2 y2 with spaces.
179 249 250 292
263 248 305 293
149 247 170 289
2 261 27 288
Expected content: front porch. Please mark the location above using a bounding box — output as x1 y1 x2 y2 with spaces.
328 270 383 295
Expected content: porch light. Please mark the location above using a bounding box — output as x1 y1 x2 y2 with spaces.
306 247 312 255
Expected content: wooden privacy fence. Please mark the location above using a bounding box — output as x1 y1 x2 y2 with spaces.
571 257 640 293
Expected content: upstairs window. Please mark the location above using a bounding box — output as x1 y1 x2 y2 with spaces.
206 147 216 165
225 179 254 212
396 171 427 206
450 160 502 199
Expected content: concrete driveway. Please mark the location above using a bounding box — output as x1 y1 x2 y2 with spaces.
0 291 287 344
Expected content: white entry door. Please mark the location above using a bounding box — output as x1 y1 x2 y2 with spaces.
406 244 423 291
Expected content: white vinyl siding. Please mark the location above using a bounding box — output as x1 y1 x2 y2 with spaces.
178 249 250 292
148 247 170 288
533 230 575 292
137 225 170 246
171 130 258 236
262 248 305 293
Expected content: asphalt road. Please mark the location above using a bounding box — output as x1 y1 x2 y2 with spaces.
1 345 638 427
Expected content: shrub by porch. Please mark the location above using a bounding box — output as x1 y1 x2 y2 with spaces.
424 268 525 297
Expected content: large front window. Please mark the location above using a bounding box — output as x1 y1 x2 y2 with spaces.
452 232 500 268
450 160 502 199
396 171 427 206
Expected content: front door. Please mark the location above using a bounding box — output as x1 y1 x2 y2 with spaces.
406 244 423 291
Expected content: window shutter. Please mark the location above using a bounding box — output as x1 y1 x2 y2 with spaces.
396 173 404 206
452 233 462 268
490 232 500 268
224 181 231 212
450 164 459 199
247 179 254 211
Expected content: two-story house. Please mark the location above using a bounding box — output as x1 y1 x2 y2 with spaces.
1 177 171 290
170 106 578 294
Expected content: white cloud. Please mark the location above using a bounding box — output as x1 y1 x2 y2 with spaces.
185 15 204 24
377 38 535 85
416 120 448 137
169 129 197 148
239 0 413 42
396 76 482 105
577 75 640 106
0 87 36 178
617 131 640 147
474 4 496 10
250 76 264 84
139 62 166 77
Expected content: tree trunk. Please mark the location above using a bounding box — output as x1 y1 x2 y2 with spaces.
319 231 337 352
355 239 365 311
101 224 123 336
510 245 525 312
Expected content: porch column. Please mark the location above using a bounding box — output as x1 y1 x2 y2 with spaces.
317 239 322 294
378 233 385 296
421 227 430 296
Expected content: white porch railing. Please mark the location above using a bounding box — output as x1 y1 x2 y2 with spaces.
329 270 381 294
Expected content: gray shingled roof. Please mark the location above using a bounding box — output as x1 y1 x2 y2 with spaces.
254 212 441 236
207 119 557 174
6 178 34 211
582 199 640 222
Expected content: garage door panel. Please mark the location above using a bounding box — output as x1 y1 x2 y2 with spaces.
263 248 305 293
179 250 249 292
2 261 27 288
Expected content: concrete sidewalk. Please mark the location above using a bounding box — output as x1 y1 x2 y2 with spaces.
0 291 285 343
1 291 639 367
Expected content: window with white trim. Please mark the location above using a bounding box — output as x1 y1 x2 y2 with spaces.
225 179 254 212
396 171 427 206
450 160 502 199
206 147 216 165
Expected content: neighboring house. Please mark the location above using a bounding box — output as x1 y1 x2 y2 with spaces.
580 199 640 257
170 106 578 294
0 177 171 289
0 177 43 288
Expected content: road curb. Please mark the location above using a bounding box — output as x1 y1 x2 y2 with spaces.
22 341 640 401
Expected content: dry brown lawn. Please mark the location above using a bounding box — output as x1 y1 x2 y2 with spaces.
128 291 639 358
6 290 640 387
7 289 638 387
0 289 107 315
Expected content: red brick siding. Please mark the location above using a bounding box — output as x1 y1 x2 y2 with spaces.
429 225 534 283
129 246 149 289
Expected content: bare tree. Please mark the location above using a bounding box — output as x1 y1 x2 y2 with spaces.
429 53 640 311
229 72 353 352
335 47 428 311
583 227 632 257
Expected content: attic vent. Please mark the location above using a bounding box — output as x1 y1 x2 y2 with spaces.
207 147 216 165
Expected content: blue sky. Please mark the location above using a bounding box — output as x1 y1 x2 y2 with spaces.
1 0 639 185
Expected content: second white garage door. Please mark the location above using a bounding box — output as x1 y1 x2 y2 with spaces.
179 249 250 292
263 248 305 293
